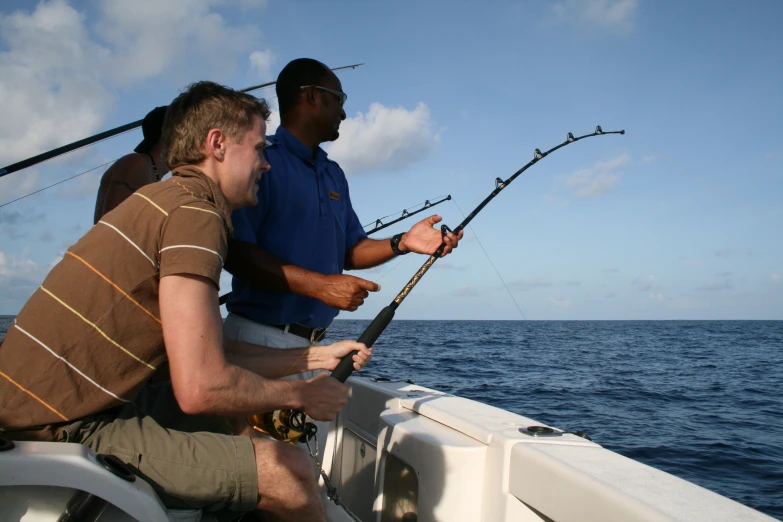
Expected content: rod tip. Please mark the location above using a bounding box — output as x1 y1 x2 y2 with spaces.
620 130 626 134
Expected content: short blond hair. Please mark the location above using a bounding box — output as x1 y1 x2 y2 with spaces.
163 81 271 169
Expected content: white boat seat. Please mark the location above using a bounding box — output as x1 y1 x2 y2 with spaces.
0 439 218 521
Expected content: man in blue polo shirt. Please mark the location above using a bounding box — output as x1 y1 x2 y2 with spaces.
224 58 462 369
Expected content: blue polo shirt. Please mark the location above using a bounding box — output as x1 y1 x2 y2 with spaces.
227 126 367 328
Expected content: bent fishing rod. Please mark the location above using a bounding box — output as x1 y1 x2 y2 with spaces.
0 63 364 179
250 126 625 444
217 194 452 306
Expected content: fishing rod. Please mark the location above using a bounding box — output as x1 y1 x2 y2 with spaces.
218 193 451 306
249 125 625 444
364 194 451 235
0 63 364 179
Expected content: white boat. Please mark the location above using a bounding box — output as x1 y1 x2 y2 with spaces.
1 375 777 522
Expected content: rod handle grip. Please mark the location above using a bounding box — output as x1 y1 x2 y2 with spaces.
331 305 396 383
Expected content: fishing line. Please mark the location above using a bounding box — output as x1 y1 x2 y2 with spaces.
373 253 413 283
450 198 531 324
0 159 117 209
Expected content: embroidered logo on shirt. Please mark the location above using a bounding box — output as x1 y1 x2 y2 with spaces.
328 191 341 201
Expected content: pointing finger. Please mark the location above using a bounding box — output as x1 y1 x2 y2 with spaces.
357 279 381 292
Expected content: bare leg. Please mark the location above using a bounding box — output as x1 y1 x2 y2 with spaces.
250 435 326 522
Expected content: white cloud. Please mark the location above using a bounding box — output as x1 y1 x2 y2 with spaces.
771 273 781 282
564 153 628 198
0 0 113 166
0 251 39 278
249 49 275 80
0 0 272 168
714 248 732 258
95 0 261 84
553 0 638 33
649 292 664 301
327 103 438 176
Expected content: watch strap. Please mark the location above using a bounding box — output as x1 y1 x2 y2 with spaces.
390 233 409 255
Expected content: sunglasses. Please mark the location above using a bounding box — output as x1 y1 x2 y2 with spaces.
300 85 347 107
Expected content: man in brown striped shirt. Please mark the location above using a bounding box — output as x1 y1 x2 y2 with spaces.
0 81 371 521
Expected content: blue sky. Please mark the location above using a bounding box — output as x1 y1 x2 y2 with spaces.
0 0 781 320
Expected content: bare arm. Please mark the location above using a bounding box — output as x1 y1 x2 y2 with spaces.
223 338 372 379
225 239 380 311
344 237 397 270
345 215 465 270
159 273 351 419
96 155 157 221
225 239 330 297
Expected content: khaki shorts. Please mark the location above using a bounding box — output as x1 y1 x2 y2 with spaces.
59 382 258 516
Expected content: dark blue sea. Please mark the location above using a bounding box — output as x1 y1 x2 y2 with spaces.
2 317 781 518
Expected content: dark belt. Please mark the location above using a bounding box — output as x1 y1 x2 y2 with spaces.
269 323 327 344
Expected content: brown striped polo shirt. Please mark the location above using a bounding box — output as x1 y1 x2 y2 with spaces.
0 166 232 438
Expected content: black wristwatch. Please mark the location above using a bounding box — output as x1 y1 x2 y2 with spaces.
390 233 409 255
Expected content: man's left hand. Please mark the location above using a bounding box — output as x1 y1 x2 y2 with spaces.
314 341 373 372
400 215 464 257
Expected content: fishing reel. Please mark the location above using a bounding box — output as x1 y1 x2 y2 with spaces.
247 409 317 445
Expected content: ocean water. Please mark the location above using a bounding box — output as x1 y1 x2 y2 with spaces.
2 317 781 518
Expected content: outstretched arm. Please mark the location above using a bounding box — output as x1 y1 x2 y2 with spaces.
345 215 464 270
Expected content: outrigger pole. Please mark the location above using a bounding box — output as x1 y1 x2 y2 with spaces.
251 126 626 444
364 195 452 235
0 63 364 179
